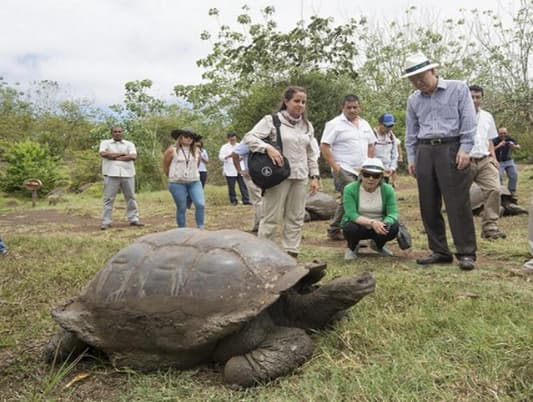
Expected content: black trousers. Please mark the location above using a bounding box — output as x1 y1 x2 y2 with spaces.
199 171 207 188
343 221 399 251
415 141 476 258
226 175 249 204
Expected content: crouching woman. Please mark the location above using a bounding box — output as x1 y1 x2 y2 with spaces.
342 158 399 260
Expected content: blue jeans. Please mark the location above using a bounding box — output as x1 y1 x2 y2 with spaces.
0 235 7 254
498 159 518 193
168 181 205 228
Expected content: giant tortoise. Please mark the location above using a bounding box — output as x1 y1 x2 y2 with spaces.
44 229 375 387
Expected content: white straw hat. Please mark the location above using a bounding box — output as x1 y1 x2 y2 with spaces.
361 158 385 173
401 52 439 78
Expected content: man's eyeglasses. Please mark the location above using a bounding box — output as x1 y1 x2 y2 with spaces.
361 171 382 179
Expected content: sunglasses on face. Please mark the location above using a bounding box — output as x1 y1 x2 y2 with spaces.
361 171 382 179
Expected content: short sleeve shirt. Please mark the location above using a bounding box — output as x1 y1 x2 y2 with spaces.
321 114 375 171
99 139 137 177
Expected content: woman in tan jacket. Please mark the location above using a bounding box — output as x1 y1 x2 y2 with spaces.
243 86 320 258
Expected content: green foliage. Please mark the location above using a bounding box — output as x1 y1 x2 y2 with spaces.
65 149 102 191
0 140 63 195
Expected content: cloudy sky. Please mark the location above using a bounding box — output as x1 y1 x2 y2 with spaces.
1 0 517 107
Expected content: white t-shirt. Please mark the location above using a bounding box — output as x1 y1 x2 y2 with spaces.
470 109 498 158
359 186 383 220
320 113 375 171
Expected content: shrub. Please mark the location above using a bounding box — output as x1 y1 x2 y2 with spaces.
0 140 63 195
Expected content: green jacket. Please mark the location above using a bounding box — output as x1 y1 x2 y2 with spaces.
341 181 399 226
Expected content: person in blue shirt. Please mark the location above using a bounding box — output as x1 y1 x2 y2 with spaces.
404 52 477 271
0 234 7 256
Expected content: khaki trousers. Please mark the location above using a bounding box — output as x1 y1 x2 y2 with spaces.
258 178 308 254
243 175 263 231
470 157 501 233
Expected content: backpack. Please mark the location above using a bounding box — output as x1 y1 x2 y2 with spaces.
248 114 291 191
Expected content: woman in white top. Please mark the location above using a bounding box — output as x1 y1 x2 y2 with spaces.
243 86 320 258
163 128 205 228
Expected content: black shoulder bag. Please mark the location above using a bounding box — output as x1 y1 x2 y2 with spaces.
248 114 291 191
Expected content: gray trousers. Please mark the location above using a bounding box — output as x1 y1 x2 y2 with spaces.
415 141 476 258
102 176 139 225
328 168 358 236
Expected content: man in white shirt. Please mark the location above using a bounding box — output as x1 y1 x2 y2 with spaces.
99 126 143 230
218 132 250 206
320 95 376 240
469 85 505 240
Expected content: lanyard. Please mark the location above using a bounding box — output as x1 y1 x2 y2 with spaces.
180 145 192 168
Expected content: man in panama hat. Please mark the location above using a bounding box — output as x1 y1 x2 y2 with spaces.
403 52 477 270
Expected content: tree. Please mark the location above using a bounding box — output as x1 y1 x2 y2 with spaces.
174 6 365 120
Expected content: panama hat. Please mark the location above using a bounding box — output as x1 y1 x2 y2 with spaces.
361 158 385 174
401 52 439 78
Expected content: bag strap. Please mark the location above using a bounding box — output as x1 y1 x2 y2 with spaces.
272 113 283 152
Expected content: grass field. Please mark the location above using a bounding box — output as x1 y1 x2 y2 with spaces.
0 165 532 401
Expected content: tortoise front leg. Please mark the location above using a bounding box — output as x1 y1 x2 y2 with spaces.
223 326 313 387
43 328 88 364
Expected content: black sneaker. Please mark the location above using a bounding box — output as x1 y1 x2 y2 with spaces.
458 256 475 270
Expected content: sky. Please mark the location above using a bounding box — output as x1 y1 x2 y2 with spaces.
0 0 518 107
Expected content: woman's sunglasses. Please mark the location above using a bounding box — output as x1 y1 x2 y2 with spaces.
361 171 382 179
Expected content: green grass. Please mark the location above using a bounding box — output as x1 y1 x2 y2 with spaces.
0 165 532 401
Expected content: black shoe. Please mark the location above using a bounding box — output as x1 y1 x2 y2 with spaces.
327 232 345 241
416 253 453 265
242 201 252 205
129 221 145 227
287 251 298 259
100 224 110 230
230 201 238 206
458 256 475 271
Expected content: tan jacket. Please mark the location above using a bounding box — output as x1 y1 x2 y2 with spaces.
243 113 319 180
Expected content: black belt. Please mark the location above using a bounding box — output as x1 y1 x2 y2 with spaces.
470 155 488 161
418 137 460 145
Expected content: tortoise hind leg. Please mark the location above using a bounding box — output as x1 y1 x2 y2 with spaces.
223 326 313 387
43 328 88 364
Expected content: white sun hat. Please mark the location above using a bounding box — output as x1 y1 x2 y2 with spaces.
401 52 439 78
361 158 385 173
